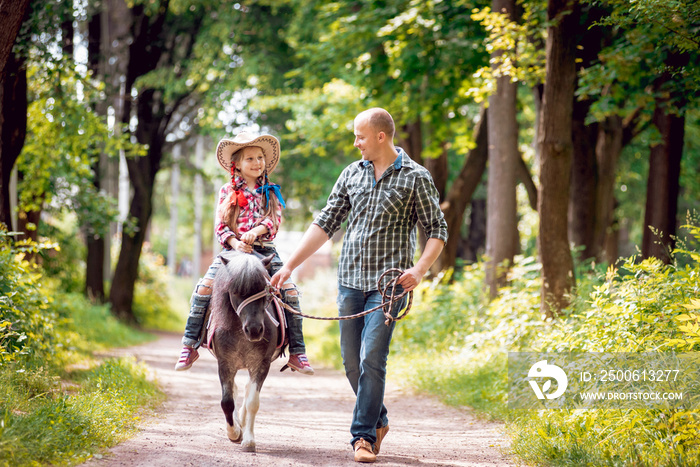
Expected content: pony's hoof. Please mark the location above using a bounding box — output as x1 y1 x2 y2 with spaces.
226 425 242 443
241 440 256 452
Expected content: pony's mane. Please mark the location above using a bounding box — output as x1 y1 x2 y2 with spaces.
225 253 268 297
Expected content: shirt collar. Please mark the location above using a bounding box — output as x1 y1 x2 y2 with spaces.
360 147 407 170
232 175 261 191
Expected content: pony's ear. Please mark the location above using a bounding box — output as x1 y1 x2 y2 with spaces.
219 250 235 265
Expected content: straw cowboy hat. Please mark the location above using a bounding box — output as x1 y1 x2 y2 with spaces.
216 131 280 174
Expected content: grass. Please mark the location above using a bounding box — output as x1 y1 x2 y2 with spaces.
0 358 164 465
0 289 163 466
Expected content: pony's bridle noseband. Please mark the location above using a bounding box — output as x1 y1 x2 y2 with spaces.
234 284 275 317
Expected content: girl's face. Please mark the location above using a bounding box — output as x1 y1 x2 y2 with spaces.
236 146 265 182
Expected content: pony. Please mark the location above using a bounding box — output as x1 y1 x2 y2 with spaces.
207 249 285 452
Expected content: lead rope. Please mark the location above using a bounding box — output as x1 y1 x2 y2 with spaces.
272 268 413 326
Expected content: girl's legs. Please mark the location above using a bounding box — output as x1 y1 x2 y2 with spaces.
175 257 222 371
281 283 314 375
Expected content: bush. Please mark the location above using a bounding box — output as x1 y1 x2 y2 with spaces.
0 231 56 364
391 224 700 466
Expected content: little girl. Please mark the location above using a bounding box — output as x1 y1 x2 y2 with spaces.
174 132 313 375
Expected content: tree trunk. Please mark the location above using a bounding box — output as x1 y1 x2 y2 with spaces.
460 198 487 263
167 144 181 274
433 107 488 273
0 0 30 230
110 87 164 322
566 3 607 263
192 136 205 281
641 90 685 264
593 115 623 262
538 0 578 318
85 9 106 302
397 119 423 165
1 51 27 231
568 99 598 261
485 0 519 297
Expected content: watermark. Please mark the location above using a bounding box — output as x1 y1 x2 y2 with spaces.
508 352 700 409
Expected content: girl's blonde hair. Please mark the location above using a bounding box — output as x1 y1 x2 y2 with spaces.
218 146 281 238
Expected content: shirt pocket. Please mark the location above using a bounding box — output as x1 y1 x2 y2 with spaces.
381 187 412 218
349 186 371 211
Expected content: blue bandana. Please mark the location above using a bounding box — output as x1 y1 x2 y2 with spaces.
256 183 286 209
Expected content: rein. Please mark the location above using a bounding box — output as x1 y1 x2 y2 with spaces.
272 268 413 326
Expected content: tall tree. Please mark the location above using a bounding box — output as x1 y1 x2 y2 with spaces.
641 63 687 263
84 0 131 302
434 107 488 273
109 0 246 321
538 0 578 318
577 0 699 263
485 0 519 297
0 0 31 230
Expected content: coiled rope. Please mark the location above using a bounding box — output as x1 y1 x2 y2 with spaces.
272 268 413 326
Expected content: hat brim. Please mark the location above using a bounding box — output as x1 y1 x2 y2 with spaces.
216 134 280 174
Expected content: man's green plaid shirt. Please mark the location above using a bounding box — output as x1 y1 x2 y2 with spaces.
314 148 449 292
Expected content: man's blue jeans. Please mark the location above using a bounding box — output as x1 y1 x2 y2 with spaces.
337 284 407 447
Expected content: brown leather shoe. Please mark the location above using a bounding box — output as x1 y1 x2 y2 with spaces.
353 438 376 463
373 424 389 454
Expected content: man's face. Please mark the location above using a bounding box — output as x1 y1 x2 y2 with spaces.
353 117 380 161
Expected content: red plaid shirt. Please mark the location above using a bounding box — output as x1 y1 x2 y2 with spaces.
215 176 282 248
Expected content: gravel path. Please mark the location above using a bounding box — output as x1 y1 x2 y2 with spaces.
83 332 514 466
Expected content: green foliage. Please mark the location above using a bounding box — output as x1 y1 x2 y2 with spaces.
16 61 142 238
0 358 163 465
578 0 700 121
391 259 545 418
0 232 162 465
131 246 184 332
0 231 55 364
0 227 159 465
390 224 700 465
37 217 86 294
468 2 547 102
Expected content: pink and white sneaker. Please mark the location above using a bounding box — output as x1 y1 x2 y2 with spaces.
174 346 199 371
286 353 314 375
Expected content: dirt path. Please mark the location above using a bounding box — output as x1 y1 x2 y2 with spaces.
84 332 514 467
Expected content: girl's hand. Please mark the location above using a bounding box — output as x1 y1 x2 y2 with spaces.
230 237 253 254
240 231 257 244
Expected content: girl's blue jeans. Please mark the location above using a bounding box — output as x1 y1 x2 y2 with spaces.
181 246 306 354
337 283 406 448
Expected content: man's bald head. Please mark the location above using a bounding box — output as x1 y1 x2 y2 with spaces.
355 108 395 140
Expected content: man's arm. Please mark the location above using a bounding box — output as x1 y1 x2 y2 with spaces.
395 237 445 291
270 224 330 288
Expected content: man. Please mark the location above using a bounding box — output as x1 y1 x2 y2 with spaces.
270 108 447 463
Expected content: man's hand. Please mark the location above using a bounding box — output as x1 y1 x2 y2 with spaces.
396 266 425 292
270 265 292 289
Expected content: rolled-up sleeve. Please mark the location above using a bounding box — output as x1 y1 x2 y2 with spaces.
314 169 351 238
415 174 448 243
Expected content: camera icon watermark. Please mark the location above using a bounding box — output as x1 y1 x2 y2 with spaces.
527 360 568 400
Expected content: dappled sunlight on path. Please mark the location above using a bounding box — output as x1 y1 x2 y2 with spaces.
83 332 514 466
